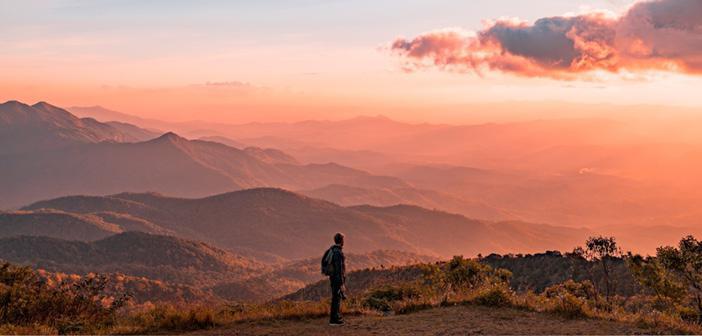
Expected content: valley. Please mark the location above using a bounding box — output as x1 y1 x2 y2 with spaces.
2 99 702 334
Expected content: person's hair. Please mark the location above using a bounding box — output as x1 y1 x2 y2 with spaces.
334 232 345 244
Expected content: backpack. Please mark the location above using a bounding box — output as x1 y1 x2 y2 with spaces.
321 247 335 276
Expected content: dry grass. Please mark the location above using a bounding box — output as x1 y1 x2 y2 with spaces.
6 256 702 335
190 304 676 336
107 301 370 334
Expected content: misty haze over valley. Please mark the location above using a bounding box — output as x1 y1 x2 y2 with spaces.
3 0 702 334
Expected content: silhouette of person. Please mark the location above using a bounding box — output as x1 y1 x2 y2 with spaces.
327 232 346 325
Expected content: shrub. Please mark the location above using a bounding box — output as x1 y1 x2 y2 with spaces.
472 284 513 307
623 295 676 315
421 256 509 300
444 256 489 290
676 305 701 323
0 262 128 333
549 292 591 318
493 268 513 283
363 284 424 312
543 279 598 302
541 280 598 318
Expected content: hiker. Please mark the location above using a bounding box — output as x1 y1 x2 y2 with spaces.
321 232 346 326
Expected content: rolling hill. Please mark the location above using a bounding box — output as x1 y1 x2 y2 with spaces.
0 232 264 287
25 189 415 260
0 210 122 241
0 101 410 209
38 270 221 305
0 209 175 241
25 188 590 260
213 250 437 301
65 104 702 233
0 231 438 302
300 184 509 221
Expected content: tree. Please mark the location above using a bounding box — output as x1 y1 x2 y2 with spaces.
626 252 685 302
566 246 589 281
584 236 621 299
656 235 702 318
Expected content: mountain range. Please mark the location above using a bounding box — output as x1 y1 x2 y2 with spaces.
0 101 408 209
300 184 509 221
21 188 589 260
67 104 702 231
0 230 438 302
0 101 154 156
0 232 262 286
4 98 702 307
4 100 700 254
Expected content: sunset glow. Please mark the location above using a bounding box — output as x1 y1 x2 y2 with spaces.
5 2 702 331
2 0 701 122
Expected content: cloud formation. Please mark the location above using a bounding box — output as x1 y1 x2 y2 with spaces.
391 0 702 79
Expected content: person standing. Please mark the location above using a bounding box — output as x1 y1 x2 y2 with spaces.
321 232 346 325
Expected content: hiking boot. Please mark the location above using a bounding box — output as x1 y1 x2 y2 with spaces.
329 320 345 326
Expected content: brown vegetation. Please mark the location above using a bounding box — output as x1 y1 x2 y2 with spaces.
6 237 702 334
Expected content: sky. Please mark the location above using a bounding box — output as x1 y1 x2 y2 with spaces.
1 0 701 123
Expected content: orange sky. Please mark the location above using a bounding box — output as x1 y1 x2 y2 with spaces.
1 0 701 123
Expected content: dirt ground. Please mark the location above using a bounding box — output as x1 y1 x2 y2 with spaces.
191 305 665 335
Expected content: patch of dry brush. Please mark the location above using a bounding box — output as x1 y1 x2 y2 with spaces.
7 235 702 335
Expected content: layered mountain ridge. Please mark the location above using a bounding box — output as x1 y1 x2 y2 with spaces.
0 101 409 209
22 188 590 260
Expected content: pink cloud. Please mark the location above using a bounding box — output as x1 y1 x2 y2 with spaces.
390 0 702 79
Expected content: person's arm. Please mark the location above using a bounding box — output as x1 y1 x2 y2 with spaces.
340 251 346 284
332 249 344 283
336 250 347 297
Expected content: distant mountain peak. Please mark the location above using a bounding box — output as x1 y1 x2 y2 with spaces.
0 99 75 124
0 99 164 158
31 101 53 108
2 100 25 107
150 131 187 144
0 100 33 115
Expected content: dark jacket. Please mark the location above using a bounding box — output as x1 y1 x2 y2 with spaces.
330 244 346 285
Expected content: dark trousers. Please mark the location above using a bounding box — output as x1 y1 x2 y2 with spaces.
330 280 343 322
